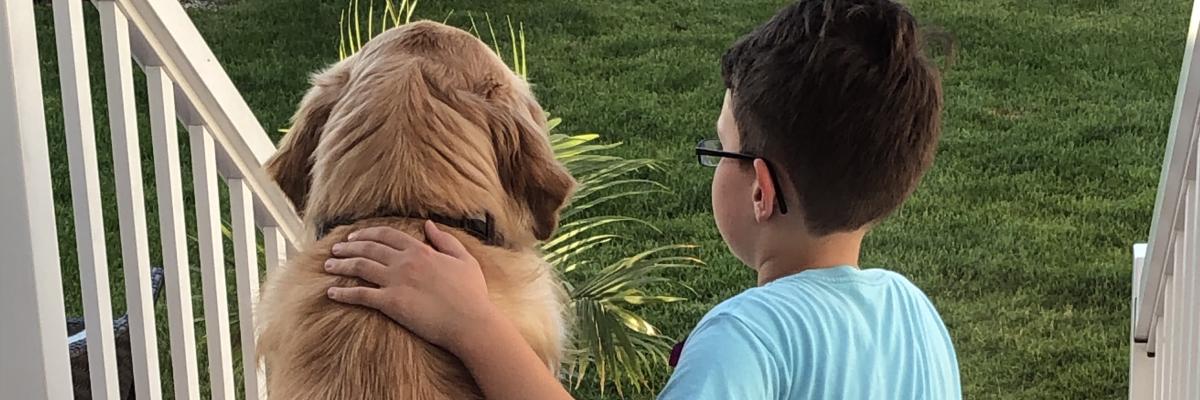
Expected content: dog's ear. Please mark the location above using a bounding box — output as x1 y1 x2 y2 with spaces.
265 67 348 215
489 86 576 241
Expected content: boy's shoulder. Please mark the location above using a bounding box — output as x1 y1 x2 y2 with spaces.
710 266 908 307
667 266 960 400
697 266 934 337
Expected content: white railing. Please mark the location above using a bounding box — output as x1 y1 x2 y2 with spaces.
0 0 302 398
1130 0 1200 399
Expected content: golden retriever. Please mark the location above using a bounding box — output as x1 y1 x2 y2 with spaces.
255 21 575 400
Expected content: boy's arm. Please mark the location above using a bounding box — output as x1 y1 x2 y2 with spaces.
453 310 575 400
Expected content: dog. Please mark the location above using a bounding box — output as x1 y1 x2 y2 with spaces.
255 21 575 400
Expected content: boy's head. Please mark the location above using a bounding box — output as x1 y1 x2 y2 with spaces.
709 0 942 256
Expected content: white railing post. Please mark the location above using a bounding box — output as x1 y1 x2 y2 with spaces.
1155 298 1167 400
188 123 236 400
1132 244 1153 399
230 179 266 399
1178 180 1198 400
1159 270 1173 400
0 0 72 397
98 3 163 397
1188 140 1200 400
1168 191 1184 400
52 0 121 397
147 65 203 400
264 227 289 272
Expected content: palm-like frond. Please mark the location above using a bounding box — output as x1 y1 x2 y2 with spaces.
565 246 700 396
547 127 702 396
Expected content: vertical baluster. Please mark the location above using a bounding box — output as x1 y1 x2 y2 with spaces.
230 179 265 399
1166 182 1185 398
1168 238 1181 400
263 226 288 272
188 123 235 399
1181 178 1198 400
147 66 199 400
1171 225 1188 400
1157 276 1171 400
97 4 162 398
1188 158 1200 400
260 224 286 392
0 0 72 397
51 0 119 397
157 107 201 400
1132 244 1154 399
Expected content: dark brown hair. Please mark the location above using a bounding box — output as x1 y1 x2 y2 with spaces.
721 0 943 235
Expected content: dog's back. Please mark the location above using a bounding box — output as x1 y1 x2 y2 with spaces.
257 220 565 400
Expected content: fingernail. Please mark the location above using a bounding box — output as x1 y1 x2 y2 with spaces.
324 259 334 271
326 288 337 299
347 231 358 241
331 243 343 254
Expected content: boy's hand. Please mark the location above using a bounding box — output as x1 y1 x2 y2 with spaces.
327 222 575 400
324 220 499 354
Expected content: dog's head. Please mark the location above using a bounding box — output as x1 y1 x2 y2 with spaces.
266 21 574 246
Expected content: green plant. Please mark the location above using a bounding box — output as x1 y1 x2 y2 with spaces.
334 0 704 395
547 130 702 396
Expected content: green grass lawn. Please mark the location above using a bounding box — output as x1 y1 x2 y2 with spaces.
34 0 1189 398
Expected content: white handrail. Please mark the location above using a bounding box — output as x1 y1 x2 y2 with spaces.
109 0 304 245
1135 0 1200 344
4 0 303 397
110 1 300 397
1131 1 1200 399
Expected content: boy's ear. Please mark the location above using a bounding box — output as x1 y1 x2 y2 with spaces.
752 159 778 222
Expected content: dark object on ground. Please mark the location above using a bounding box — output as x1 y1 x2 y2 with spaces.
67 267 166 400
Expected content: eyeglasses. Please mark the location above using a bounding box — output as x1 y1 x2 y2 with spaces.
694 139 789 214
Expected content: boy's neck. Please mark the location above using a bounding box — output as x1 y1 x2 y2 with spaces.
754 228 867 285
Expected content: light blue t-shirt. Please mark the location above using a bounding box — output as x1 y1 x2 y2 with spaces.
658 266 961 400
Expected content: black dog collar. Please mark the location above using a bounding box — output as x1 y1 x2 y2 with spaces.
317 210 501 246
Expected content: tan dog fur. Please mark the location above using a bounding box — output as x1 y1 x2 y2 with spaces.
256 21 575 400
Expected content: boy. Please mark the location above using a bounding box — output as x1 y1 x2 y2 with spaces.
323 0 961 398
